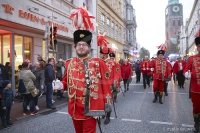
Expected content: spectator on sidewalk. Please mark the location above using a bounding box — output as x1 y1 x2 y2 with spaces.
135 60 141 83
56 58 66 100
5 62 12 82
1 80 14 128
18 62 36 116
33 61 45 111
45 58 56 109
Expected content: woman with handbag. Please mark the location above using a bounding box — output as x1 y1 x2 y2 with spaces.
33 61 45 111
18 62 37 116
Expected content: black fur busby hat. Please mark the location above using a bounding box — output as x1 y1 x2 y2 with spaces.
73 30 92 46
157 50 165 55
195 37 200 46
109 53 115 57
100 47 110 54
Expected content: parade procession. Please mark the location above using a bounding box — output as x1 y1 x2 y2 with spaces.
0 0 200 133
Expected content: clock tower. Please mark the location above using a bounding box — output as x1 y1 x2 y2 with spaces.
165 0 183 45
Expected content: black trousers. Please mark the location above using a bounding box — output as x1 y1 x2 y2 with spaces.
177 70 185 87
123 79 129 91
142 74 150 88
1 106 12 125
164 82 168 94
136 72 141 82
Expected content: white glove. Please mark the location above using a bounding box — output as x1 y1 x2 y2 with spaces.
146 68 149 70
143 68 146 70
151 68 154 71
52 79 63 90
184 70 191 79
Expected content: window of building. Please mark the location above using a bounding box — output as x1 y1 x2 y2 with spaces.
115 25 118 40
101 14 105 32
119 27 121 41
111 22 114 38
178 19 180 26
173 19 175 26
107 18 110 36
128 30 131 42
3 35 10 65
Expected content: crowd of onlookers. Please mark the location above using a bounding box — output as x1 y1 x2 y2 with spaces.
0 55 66 128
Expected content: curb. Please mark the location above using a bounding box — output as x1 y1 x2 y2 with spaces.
14 102 67 123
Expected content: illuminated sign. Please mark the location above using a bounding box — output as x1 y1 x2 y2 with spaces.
2 4 68 32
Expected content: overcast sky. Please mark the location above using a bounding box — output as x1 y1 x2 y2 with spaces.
132 0 194 57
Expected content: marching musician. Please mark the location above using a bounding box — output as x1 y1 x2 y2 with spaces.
151 48 172 104
184 37 200 133
60 7 112 133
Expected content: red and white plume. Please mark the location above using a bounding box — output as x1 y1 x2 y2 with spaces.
97 31 109 47
109 48 114 53
157 43 167 52
70 7 97 31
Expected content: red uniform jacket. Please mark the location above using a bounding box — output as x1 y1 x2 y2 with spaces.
140 60 152 75
173 60 186 74
183 54 200 93
61 57 112 120
121 63 132 79
151 58 172 80
107 59 121 90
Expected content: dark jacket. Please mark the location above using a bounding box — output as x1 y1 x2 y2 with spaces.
0 64 9 81
56 61 63 79
135 63 141 73
1 88 14 107
33 68 45 90
45 64 55 83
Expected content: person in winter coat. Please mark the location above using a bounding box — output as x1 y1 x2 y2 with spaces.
135 60 141 83
56 58 66 100
33 61 45 111
5 62 12 82
121 60 132 92
45 58 56 109
1 80 14 128
18 62 36 116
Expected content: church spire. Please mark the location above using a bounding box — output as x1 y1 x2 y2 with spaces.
168 0 179 5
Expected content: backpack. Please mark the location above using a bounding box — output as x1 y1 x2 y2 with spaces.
18 71 28 93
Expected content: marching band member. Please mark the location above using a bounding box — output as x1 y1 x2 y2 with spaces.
60 7 112 133
184 37 200 133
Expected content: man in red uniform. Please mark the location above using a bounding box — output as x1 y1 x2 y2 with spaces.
173 56 186 88
140 56 151 89
184 37 200 132
151 50 172 104
108 49 121 103
61 7 112 133
98 47 121 125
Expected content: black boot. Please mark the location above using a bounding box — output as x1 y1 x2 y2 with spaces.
153 92 158 103
193 114 199 133
7 120 13 125
159 92 163 104
104 112 111 125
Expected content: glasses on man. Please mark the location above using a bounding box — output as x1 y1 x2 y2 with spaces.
76 43 88 47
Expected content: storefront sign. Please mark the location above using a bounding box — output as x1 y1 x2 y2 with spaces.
1 4 14 14
2 4 68 32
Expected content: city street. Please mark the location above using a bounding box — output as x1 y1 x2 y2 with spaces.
0 76 195 133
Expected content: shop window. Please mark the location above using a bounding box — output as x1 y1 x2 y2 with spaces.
14 35 23 70
24 37 32 61
3 35 10 65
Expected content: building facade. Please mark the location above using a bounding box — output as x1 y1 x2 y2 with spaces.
97 0 124 62
185 0 199 56
123 0 137 61
0 0 97 91
178 26 187 56
165 0 183 46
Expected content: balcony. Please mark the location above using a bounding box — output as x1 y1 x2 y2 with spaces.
126 20 134 25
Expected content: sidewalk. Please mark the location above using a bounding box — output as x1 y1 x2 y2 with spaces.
10 91 68 122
